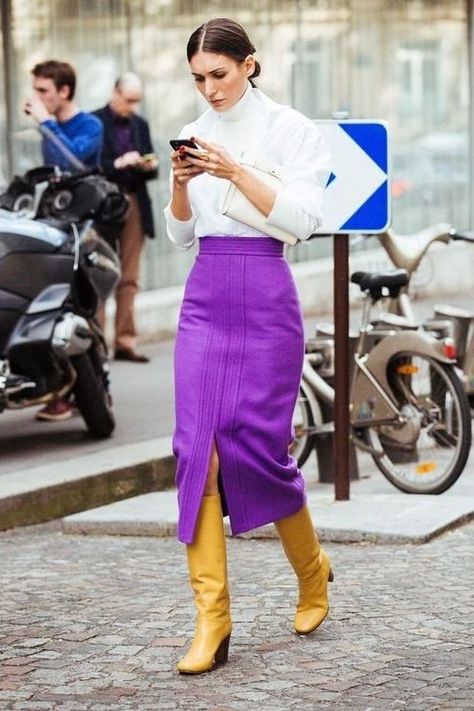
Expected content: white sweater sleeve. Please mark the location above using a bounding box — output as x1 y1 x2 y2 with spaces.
264 120 332 241
164 200 196 250
164 123 197 250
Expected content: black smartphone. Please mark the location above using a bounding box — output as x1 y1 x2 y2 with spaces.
170 139 199 152
169 139 209 159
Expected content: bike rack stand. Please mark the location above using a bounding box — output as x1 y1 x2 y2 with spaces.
315 399 359 484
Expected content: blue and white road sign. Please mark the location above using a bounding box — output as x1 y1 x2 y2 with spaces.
314 120 390 234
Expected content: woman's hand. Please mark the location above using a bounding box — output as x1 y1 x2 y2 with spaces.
171 147 204 186
185 136 243 183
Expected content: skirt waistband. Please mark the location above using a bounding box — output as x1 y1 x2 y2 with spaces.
199 236 284 256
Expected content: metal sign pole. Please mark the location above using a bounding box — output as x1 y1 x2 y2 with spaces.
333 233 350 500
313 118 389 501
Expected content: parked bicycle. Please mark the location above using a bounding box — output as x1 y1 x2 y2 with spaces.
292 267 472 494
370 224 474 408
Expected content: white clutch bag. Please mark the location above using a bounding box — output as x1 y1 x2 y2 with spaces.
221 158 298 245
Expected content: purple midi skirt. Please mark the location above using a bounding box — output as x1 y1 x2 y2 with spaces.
173 236 307 544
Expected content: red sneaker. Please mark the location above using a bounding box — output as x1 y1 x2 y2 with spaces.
35 398 74 422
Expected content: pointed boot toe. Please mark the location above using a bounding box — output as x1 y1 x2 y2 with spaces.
294 549 333 635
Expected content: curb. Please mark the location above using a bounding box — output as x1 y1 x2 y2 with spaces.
61 489 474 545
62 515 474 544
0 437 175 531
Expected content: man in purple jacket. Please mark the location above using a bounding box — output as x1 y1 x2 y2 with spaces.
93 73 158 363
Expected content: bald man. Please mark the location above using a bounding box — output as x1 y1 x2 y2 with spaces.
94 73 158 362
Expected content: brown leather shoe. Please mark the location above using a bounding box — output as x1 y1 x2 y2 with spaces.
114 348 150 363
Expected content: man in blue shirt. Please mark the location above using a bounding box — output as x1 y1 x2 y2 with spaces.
23 60 103 421
24 60 103 171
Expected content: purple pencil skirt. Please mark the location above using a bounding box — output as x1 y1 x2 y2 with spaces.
173 236 307 544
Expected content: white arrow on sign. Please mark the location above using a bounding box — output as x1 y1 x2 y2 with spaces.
315 122 388 233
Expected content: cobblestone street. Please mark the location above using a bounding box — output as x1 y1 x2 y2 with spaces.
1 522 473 710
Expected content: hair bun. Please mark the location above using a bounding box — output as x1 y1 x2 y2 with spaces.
250 60 261 79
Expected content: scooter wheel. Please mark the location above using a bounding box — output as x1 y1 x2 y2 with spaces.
71 351 115 439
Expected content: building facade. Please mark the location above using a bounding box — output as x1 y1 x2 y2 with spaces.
0 0 470 289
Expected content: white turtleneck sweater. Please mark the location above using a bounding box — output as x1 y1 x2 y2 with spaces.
165 83 331 249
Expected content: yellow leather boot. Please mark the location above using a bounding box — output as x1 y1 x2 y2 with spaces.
275 505 333 635
177 494 232 674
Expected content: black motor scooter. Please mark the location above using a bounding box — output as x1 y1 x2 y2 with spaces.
0 165 127 438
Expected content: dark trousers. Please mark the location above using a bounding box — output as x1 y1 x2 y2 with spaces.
99 193 145 350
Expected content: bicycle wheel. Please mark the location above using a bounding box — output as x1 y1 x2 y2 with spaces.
291 383 316 468
366 352 471 494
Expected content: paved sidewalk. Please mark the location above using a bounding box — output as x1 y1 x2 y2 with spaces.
0 341 174 477
1 521 473 710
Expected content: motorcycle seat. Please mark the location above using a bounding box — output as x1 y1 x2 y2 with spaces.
351 269 409 299
36 217 72 234
0 214 67 249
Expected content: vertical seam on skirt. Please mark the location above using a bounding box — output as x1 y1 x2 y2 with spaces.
215 256 231 429
214 256 235 524
228 254 249 531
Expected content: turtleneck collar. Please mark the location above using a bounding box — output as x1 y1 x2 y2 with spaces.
217 81 257 123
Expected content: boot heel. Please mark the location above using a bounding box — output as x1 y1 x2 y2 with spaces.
215 634 231 665
328 568 334 583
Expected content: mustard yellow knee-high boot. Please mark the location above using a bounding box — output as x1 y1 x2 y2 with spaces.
177 494 232 674
275 505 333 635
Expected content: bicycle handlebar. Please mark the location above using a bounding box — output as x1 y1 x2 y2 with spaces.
449 229 474 243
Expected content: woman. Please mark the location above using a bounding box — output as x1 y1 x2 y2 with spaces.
165 17 333 675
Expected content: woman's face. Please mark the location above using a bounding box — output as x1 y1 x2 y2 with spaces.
189 51 254 112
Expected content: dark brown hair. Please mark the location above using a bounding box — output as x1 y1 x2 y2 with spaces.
31 60 76 100
186 18 261 86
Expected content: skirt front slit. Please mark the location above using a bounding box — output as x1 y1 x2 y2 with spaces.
173 236 307 544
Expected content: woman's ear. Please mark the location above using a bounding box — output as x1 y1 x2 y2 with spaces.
243 54 255 77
